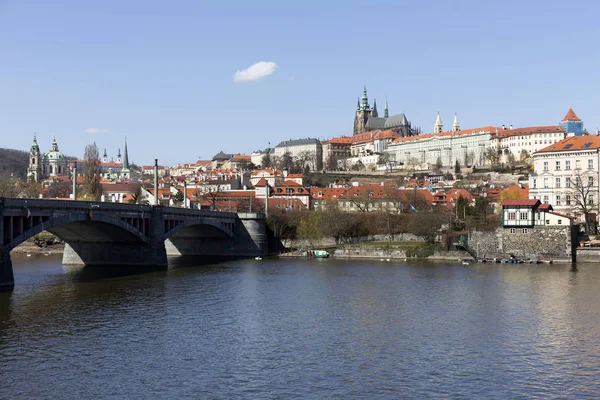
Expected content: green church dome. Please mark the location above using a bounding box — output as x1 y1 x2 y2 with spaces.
44 151 65 160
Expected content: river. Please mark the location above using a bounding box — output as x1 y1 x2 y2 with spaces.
1 255 599 399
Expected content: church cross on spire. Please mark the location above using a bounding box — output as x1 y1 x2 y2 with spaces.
384 97 389 118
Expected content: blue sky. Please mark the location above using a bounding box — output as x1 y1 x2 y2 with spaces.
1 0 599 166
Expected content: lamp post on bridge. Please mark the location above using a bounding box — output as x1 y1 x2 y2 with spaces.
153 159 159 206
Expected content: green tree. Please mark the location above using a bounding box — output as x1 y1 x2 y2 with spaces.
435 156 443 171
297 212 322 248
454 159 461 174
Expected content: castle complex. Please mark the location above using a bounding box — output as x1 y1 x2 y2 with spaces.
352 86 414 137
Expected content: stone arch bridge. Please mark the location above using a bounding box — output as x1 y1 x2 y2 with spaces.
0 198 266 290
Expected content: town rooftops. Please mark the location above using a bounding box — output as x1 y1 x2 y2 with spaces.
352 129 399 145
492 125 564 139
561 107 581 122
537 135 600 153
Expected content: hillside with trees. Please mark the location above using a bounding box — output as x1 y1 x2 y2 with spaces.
0 148 29 179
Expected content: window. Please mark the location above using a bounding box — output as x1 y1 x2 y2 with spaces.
556 195 561 206
566 178 571 188
558 220 562 225
556 178 561 188
566 160 571 170
520 212 528 220
546 220 550 225
556 161 561 170
510 228 516 234
533 179 537 188
589 176 594 186
544 178 549 188
508 212 516 220
566 195 571 205
543 196 549 204
589 196 594 206
582 142 593 149
522 228 528 234
589 159 594 169
576 160 581 169
564 144 573 149
544 161 549 171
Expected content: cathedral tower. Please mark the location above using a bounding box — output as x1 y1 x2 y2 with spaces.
434 112 444 134
452 113 460 132
353 85 373 135
27 134 42 182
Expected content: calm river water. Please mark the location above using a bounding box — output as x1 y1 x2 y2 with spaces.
1 255 600 399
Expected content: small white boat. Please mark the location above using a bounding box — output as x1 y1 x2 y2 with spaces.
255 256 262 261
461 261 470 266
26 253 31 257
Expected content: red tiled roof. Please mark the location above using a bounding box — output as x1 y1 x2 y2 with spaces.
537 135 600 153
231 155 251 161
538 204 552 210
309 187 347 200
501 199 540 207
328 136 353 145
492 125 564 139
352 129 400 145
254 177 270 187
102 183 141 193
562 108 581 122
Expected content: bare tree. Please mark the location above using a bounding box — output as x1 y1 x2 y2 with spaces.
82 143 102 200
484 146 501 170
569 171 598 233
44 181 72 199
205 184 224 211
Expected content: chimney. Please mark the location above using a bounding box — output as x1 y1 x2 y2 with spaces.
509 125 513 130
502 124 505 130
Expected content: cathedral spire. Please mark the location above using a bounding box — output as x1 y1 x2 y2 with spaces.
372 99 378 118
384 97 389 118
356 98 360 111
452 113 460 132
361 85 370 110
122 138 130 171
434 112 444 134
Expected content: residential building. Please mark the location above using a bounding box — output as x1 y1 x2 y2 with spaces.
336 185 433 213
529 135 600 222
490 126 565 163
501 199 573 228
250 168 284 187
322 137 352 169
274 138 323 171
559 108 584 136
250 148 274 168
385 126 498 169
211 151 233 169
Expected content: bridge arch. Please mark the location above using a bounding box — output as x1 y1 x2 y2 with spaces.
8 212 148 251
163 218 234 241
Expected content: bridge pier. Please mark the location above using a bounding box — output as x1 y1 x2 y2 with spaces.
63 241 167 267
0 248 14 291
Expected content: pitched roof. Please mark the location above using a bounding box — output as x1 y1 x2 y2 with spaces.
562 108 581 122
328 136 353 145
492 126 564 138
537 135 600 153
352 129 400 145
501 199 540 207
275 138 320 147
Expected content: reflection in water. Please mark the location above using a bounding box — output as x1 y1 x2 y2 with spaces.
1 257 600 399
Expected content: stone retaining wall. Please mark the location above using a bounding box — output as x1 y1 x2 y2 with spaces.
469 226 577 261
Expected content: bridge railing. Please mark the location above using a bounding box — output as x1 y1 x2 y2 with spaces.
0 198 256 219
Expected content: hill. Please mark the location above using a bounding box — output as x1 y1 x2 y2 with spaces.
0 148 29 179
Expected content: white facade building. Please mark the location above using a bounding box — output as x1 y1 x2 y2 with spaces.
490 125 565 163
529 135 600 221
385 126 498 168
274 138 323 171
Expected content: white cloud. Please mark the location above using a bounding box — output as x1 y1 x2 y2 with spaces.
87 128 109 134
233 61 278 82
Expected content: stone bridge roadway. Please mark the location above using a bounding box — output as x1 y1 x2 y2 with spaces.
0 198 267 290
